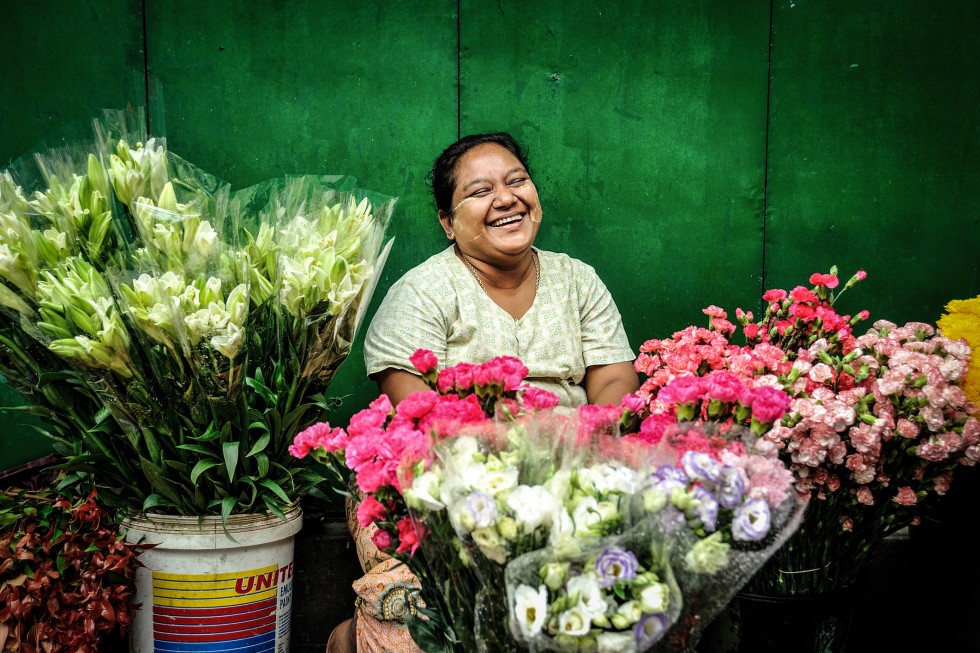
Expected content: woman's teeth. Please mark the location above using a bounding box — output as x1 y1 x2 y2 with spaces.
489 214 523 227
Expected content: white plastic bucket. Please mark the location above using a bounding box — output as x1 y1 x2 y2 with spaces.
121 506 303 653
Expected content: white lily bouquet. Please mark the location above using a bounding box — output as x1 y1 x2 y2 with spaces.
0 109 394 520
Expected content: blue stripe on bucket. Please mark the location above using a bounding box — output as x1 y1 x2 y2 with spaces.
153 630 275 652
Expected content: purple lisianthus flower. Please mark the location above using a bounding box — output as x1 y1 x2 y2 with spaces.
681 451 721 484
651 506 687 534
716 466 746 509
653 464 689 485
466 491 497 529
636 612 670 647
647 465 689 496
691 485 719 531
595 546 639 587
732 497 771 541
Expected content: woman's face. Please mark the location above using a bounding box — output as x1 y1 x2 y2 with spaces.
441 143 542 263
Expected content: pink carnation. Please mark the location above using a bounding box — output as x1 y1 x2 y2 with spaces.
789 286 818 303
745 386 792 424
762 289 787 303
577 404 625 441
702 305 727 319
371 528 393 552
396 516 426 556
522 386 561 410
620 392 646 414
356 495 387 527
809 272 839 289
409 348 439 374
892 486 918 506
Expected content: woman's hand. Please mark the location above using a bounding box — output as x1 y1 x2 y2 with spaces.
583 361 640 406
374 368 431 406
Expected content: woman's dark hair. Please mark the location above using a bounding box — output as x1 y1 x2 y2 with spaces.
428 132 530 216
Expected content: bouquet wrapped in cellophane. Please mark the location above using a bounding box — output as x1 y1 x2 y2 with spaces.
0 108 394 520
292 350 804 652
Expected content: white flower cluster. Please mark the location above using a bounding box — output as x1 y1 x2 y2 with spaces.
405 433 639 567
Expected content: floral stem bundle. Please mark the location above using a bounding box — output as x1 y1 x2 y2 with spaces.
0 108 395 521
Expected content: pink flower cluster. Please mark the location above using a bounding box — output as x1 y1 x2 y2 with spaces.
767 318 980 510
291 349 562 557
623 266 980 591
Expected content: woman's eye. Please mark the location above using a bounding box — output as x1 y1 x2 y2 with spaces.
509 177 528 186
472 188 491 197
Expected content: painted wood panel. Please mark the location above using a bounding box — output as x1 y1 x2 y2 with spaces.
765 0 980 324
459 0 771 346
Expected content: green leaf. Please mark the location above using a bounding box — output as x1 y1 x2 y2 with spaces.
191 460 221 485
219 496 239 543
178 444 220 457
246 433 270 457
257 478 291 505
222 442 240 481
190 423 223 441
255 452 270 477
139 457 183 506
142 493 176 512
245 374 277 405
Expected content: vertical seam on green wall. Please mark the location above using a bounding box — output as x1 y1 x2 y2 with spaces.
761 0 775 301
456 0 462 139
141 0 150 136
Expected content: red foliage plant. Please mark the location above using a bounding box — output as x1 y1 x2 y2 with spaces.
0 488 146 653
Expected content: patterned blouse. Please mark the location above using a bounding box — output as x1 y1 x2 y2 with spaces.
363 246 635 406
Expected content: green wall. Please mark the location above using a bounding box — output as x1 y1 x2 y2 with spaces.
2 0 978 470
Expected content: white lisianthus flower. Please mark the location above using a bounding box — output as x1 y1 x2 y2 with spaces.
469 464 519 497
471 526 508 564
557 605 592 637
571 497 620 538
406 470 444 511
638 581 671 613
684 530 730 575
513 584 548 638
497 516 519 541
642 487 668 514
613 599 643 627
566 575 607 619
579 462 638 495
540 561 569 591
544 469 572 503
507 484 558 533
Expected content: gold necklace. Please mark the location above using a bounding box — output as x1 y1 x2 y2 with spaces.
458 248 539 294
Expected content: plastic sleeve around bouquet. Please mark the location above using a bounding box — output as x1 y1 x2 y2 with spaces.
228 174 395 387
393 411 578 652
628 422 806 652
504 520 683 653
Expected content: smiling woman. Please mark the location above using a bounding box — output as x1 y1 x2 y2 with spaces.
365 132 639 409
324 133 640 652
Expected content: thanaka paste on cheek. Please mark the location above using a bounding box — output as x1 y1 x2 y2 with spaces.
449 197 484 244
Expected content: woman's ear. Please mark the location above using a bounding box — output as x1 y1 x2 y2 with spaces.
438 212 454 240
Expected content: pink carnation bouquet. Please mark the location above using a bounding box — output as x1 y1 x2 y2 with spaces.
622 267 979 595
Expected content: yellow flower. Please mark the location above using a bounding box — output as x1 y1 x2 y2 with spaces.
938 295 980 409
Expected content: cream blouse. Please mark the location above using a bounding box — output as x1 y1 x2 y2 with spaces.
363 246 634 407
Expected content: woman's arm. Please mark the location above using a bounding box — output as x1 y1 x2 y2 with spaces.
373 368 431 406
583 361 639 406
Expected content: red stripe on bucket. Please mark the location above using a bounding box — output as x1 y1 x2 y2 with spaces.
154 597 277 618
